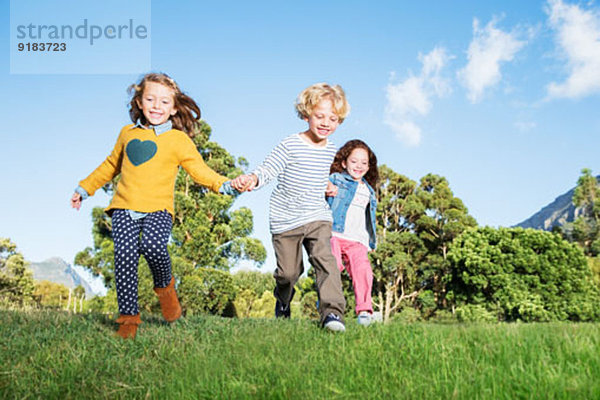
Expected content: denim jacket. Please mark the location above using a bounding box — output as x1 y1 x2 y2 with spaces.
326 171 377 250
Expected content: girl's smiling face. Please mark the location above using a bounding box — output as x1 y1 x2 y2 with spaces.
137 81 177 126
343 147 369 181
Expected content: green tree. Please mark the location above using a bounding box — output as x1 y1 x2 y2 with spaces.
573 168 600 219
416 173 477 309
33 280 69 308
231 270 275 296
0 238 35 307
370 166 425 322
178 267 237 316
75 120 265 314
370 167 476 322
588 256 600 287
170 121 266 270
564 168 600 256
447 227 600 322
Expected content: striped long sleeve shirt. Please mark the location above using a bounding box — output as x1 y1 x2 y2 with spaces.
252 133 337 234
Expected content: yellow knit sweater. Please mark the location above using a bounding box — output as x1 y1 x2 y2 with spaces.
79 124 228 217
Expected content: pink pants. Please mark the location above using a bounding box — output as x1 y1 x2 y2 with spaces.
330 236 373 314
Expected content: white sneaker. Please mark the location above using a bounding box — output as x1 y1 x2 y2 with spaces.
357 311 372 326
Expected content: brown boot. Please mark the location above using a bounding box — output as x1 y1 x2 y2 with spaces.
154 277 182 322
115 314 142 339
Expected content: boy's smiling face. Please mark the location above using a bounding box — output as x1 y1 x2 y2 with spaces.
302 98 340 146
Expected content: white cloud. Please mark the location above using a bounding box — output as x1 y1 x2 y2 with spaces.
458 18 527 103
514 120 537 132
384 46 451 146
386 75 431 117
546 0 600 99
420 47 453 97
388 120 422 147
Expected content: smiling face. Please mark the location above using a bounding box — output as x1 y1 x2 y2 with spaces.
342 147 370 181
136 81 178 126
301 98 340 146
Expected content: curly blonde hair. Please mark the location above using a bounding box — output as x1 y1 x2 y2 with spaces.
295 83 350 123
128 73 201 137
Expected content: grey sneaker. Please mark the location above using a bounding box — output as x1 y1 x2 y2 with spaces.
323 313 345 332
357 311 372 326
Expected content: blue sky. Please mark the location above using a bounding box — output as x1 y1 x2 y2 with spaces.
1 0 599 274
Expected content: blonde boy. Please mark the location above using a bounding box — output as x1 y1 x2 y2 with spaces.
233 83 349 331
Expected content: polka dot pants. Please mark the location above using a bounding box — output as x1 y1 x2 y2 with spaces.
112 209 173 315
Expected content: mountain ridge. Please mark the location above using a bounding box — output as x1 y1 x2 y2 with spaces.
514 176 599 231
28 257 98 298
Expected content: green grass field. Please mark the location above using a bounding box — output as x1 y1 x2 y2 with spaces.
1 310 599 399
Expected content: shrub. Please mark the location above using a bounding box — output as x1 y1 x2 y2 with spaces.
248 291 276 318
231 270 274 295
448 227 600 322
455 304 498 323
392 307 421 323
178 267 237 316
300 291 319 320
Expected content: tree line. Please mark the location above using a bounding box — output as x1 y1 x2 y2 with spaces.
2 121 600 322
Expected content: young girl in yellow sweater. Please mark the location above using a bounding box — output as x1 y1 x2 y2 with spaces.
71 73 237 339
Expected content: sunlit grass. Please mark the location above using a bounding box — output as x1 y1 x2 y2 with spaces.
1 310 599 399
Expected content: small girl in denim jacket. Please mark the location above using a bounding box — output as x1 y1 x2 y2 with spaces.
326 139 378 326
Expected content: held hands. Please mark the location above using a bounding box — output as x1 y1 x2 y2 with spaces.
325 181 338 197
231 174 258 192
71 193 82 210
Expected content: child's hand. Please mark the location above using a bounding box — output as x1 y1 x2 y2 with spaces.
230 175 247 192
325 182 338 197
71 193 82 210
232 174 258 192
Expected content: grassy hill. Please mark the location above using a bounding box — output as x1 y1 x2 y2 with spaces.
2 310 599 399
